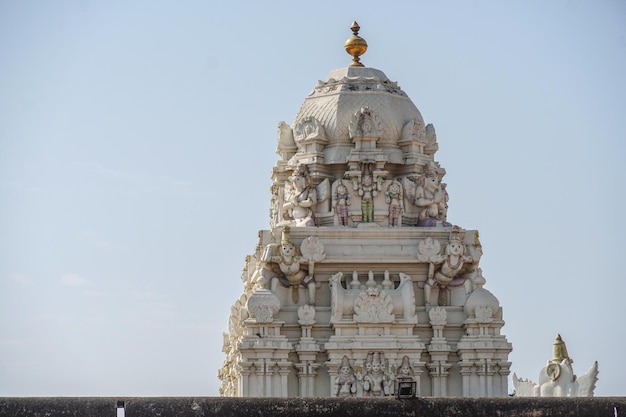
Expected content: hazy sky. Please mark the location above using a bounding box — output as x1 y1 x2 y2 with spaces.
1 1 624 397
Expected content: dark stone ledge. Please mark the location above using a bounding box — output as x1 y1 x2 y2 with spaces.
1 397 625 417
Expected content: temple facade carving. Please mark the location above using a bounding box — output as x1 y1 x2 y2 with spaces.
219 23 512 398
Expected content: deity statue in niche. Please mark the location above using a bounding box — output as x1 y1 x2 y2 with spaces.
396 356 415 381
261 227 315 305
385 180 403 227
425 227 478 306
358 352 393 397
404 163 450 227
352 164 381 223
282 164 316 227
334 356 357 397
333 180 351 226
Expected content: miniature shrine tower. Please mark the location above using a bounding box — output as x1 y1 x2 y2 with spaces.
218 23 512 398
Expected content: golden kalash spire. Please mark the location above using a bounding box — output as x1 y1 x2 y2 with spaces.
344 21 368 67
552 334 573 364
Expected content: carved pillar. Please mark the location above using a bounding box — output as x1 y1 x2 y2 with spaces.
295 361 320 397
485 359 495 397
428 360 451 396
238 362 253 397
476 358 496 397
253 360 263 397
277 362 291 397
497 362 511 397
459 360 475 397
295 307 320 397
427 307 451 397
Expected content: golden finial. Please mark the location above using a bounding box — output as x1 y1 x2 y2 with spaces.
552 334 572 364
344 21 367 67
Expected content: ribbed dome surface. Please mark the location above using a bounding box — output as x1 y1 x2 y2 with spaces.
293 66 424 149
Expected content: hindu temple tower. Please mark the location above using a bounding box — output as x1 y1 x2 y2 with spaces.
218 22 512 398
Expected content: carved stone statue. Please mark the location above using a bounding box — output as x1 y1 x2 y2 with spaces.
262 227 315 304
352 165 381 223
404 163 450 227
333 180 351 226
359 352 392 397
396 355 415 383
282 165 317 227
425 227 477 306
513 334 599 397
385 180 403 227
334 356 357 397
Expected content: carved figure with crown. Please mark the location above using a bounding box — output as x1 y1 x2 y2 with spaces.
424 226 479 306
352 163 382 223
385 180 403 227
359 352 393 397
334 356 357 397
261 226 318 305
333 179 351 226
404 162 450 227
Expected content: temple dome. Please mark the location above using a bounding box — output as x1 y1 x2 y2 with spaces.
292 66 425 164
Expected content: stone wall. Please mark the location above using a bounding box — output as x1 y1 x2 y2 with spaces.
1 397 624 417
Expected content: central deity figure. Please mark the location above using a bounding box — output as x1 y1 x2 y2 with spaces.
352 165 381 223
358 352 393 397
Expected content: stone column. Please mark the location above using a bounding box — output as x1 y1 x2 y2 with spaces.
295 361 320 397
459 360 475 397
428 360 451 396
295 307 320 397
277 362 292 397
427 307 451 397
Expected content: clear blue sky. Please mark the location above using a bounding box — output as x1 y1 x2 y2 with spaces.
1 1 624 396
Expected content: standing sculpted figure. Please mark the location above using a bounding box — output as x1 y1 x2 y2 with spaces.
425 227 477 306
334 356 357 397
333 180 351 226
352 167 381 223
359 352 392 397
262 227 315 304
385 180 403 227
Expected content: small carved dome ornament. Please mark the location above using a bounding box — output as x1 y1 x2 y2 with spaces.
464 269 500 320
344 21 367 67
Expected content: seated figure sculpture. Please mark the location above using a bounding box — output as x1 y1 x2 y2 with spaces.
282 164 317 227
261 227 315 305
425 227 477 306
405 163 450 227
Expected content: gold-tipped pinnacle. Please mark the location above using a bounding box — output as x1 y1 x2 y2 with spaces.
344 21 367 67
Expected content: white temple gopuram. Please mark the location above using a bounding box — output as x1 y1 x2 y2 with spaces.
218 22 512 398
